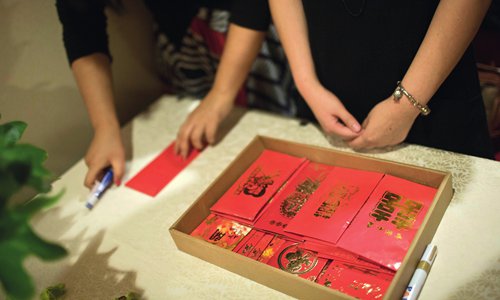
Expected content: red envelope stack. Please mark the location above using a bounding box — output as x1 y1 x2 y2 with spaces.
190 149 438 300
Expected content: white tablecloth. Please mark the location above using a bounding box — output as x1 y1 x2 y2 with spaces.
20 96 500 299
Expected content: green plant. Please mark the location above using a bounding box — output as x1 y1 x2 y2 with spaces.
0 121 67 300
39 283 66 300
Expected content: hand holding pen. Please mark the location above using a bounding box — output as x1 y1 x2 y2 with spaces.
83 128 125 188
85 168 114 209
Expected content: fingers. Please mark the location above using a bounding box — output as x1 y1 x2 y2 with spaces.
348 135 374 150
336 109 362 134
84 164 104 189
110 156 125 186
176 115 221 158
190 124 206 150
328 119 362 140
176 123 194 159
322 113 362 140
205 121 218 145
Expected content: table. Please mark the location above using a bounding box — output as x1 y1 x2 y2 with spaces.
22 96 500 299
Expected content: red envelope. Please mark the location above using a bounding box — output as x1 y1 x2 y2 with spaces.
233 229 257 253
257 236 288 263
316 260 394 300
211 150 306 222
125 141 200 196
302 239 359 261
254 161 334 237
285 167 384 244
190 213 252 250
267 241 328 281
234 230 265 256
247 233 275 260
337 175 437 271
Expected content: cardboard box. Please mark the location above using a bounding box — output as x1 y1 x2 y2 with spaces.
169 136 453 299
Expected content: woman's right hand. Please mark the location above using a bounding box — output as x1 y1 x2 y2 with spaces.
300 82 362 140
175 91 234 158
84 126 125 189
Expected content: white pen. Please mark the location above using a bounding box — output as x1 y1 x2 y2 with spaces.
402 244 437 300
85 168 114 210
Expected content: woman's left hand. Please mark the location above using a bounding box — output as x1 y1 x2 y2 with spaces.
347 96 420 150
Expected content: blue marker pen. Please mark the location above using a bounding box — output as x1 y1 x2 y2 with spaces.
85 168 114 209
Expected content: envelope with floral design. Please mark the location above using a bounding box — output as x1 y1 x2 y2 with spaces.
211 150 306 222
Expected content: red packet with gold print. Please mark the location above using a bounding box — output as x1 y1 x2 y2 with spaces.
337 175 437 271
254 161 334 237
211 150 306 222
267 241 329 281
303 239 359 261
316 260 394 300
257 236 288 263
191 213 251 250
285 167 384 244
247 233 275 260
234 230 265 256
303 239 395 275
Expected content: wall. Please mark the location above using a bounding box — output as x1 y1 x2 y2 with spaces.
0 0 165 187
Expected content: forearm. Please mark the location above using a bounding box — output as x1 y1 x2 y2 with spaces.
401 0 491 104
268 0 321 99
210 24 265 101
71 53 120 133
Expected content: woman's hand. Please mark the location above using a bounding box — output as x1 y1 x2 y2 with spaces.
348 96 420 150
302 83 362 140
84 126 125 189
175 91 234 158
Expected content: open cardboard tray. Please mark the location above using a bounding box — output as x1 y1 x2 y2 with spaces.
169 136 453 299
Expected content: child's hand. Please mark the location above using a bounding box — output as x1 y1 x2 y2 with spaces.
175 91 234 158
84 127 125 188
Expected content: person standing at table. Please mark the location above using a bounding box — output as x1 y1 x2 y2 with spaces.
268 0 494 159
174 0 313 158
56 0 234 187
56 0 301 187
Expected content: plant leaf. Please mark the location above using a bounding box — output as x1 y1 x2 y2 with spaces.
39 283 66 300
0 121 27 147
0 244 34 300
0 144 52 204
17 192 64 218
0 120 67 300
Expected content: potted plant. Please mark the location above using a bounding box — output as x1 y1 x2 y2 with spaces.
0 120 67 300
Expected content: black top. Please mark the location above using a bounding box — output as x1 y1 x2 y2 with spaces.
55 0 263 64
229 0 271 31
302 0 493 158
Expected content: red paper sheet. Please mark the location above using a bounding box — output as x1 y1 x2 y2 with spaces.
337 175 437 271
125 142 200 196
